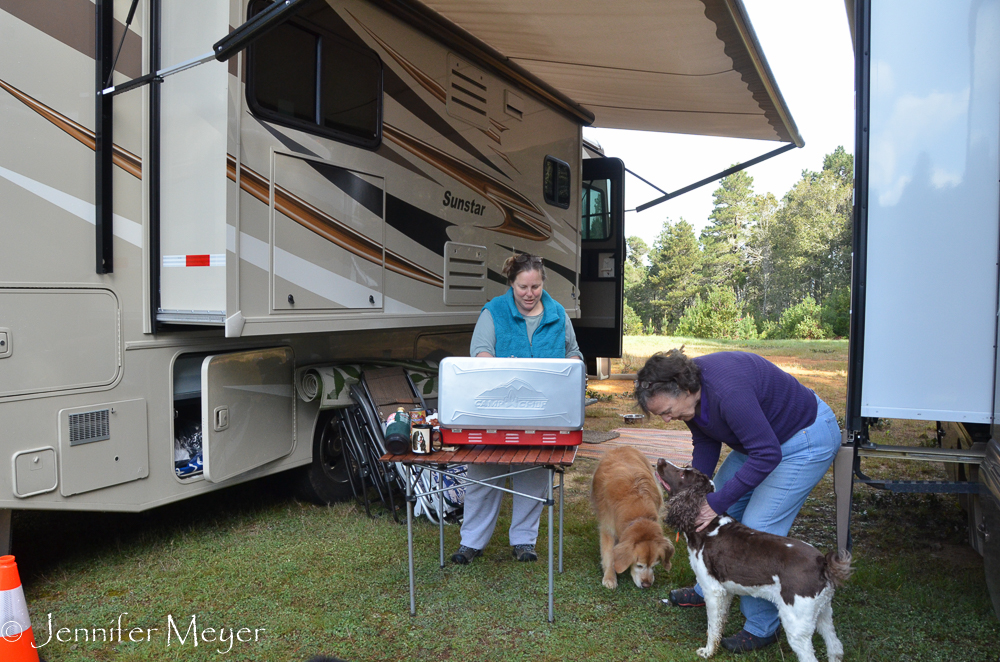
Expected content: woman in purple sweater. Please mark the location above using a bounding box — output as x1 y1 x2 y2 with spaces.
633 348 841 654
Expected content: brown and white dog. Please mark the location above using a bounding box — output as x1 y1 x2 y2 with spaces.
656 459 852 662
591 446 673 589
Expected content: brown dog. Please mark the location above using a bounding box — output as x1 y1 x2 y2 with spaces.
591 446 674 589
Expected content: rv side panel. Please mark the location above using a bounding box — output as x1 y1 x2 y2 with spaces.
859 0 1000 423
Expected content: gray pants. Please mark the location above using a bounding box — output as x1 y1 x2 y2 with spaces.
459 464 550 549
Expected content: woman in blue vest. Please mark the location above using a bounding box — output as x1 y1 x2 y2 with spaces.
451 252 584 564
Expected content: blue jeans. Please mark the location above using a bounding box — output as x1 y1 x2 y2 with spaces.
694 394 841 637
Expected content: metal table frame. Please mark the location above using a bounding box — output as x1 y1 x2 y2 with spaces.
382 445 577 623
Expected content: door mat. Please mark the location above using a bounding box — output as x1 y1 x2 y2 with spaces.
582 430 621 444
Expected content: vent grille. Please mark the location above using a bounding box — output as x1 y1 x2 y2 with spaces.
444 242 488 306
69 409 110 446
447 54 490 128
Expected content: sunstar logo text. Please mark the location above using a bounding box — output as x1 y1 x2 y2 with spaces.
474 379 547 410
443 190 486 216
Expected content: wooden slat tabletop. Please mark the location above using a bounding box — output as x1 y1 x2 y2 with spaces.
380 444 578 467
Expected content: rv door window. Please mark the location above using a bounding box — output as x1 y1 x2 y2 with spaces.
247 0 382 148
581 180 611 241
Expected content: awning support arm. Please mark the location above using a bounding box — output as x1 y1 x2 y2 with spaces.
634 142 797 213
625 167 668 197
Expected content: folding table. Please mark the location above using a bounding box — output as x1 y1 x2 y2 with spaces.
380 445 578 623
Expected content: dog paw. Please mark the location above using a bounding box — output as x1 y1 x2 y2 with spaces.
696 646 714 659
602 576 617 589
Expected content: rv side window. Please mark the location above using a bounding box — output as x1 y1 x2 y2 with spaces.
543 156 571 209
247 0 382 148
581 180 611 241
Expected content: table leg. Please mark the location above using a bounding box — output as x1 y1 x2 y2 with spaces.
407 464 416 616
548 466 554 623
439 477 445 568
558 468 564 574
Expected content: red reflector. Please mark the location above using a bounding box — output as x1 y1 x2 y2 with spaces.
186 255 211 267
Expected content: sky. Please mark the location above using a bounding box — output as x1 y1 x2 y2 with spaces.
583 0 856 248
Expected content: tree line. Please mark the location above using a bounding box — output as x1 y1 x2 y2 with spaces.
625 146 853 339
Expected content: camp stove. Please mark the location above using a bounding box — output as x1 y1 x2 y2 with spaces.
437 357 585 446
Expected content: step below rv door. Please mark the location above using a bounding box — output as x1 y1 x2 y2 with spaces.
574 157 625 360
200 347 295 483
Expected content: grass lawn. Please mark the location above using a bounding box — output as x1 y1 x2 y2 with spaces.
13 337 998 661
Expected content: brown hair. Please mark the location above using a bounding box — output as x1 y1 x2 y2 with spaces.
501 252 545 284
633 348 702 415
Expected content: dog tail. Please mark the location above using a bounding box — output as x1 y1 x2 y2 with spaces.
824 550 854 587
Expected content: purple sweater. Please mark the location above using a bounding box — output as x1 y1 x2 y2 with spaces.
686 352 818 515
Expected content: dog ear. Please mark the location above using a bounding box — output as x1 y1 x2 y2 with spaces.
657 539 673 570
665 486 703 531
613 541 634 574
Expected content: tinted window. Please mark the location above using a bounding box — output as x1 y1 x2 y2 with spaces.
247 0 382 148
543 156 571 209
320 36 382 141
253 22 317 123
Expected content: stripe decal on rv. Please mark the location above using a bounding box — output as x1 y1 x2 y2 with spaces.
163 255 226 267
227 156 446 288
0 78 142 178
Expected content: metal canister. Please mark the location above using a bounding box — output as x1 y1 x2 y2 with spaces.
409 409 427 426
384 407 411 455
410 424 432 454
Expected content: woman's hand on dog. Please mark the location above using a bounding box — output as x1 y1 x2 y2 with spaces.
694 499 718 532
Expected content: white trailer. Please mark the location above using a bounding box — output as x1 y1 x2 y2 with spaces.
0 0 800 553
836 0 1000 616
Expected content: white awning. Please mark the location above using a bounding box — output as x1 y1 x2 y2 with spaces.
417 0 803 145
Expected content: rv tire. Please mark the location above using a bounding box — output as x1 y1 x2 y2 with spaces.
295 410 359 504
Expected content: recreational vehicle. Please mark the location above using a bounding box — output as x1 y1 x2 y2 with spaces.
0 0 800 553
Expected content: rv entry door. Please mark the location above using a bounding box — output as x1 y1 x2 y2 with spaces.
574 157 625 360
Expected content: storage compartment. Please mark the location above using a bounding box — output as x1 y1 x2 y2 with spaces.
437 357 585 445
172 347 295 481
0 288 121 397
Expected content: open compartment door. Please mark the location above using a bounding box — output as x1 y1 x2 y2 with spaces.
201 347 295 482
573 157 625 360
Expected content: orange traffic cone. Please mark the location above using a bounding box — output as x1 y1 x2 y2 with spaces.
0 555 40 661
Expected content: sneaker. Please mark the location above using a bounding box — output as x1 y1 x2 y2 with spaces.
511 544 538 562
667 587 705 608
720 629 779 654
450 545 482 565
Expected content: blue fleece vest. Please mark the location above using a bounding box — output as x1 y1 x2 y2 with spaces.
484 289 566 358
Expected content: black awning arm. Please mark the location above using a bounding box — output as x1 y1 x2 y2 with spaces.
625 167 668 197
634 142 798 213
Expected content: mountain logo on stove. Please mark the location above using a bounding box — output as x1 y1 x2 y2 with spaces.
474 379 548 409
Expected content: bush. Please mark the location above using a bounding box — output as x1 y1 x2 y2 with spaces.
675 287 757 339
776 297 830 339
623 303 644 336
821 288 851 337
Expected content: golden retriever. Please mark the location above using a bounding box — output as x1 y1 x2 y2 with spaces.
591 446 674 589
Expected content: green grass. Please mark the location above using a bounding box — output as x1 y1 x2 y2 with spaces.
12 337 999 661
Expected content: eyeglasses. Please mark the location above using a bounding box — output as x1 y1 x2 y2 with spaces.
634 380 654 389
513 253 543 265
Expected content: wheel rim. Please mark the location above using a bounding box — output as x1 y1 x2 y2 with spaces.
318 415 356 485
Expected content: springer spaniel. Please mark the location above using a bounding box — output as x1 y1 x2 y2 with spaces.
656 459 852 662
